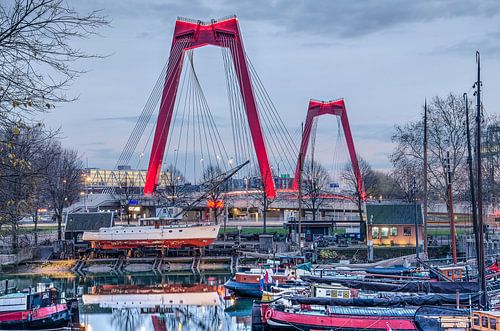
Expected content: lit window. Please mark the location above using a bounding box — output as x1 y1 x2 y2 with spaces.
371 227 379 238
381 227 389 238
403 227 411 236
390 227 398 236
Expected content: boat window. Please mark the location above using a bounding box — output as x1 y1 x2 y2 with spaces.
403 227 411 236
482 316 489 327
179 229 183 232
473 315 479 326
169 230 173 233
371 227 379 238
490 318 497 329
390 227 398 236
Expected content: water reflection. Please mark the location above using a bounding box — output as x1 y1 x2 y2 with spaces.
2 274 251 331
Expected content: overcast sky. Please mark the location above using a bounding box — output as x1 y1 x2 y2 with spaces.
40 0 500 172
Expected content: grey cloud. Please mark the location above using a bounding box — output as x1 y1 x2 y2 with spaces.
225 0 500 38
433 29 500 57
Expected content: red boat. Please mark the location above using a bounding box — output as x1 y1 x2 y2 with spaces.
257 303 417 330
0 285 71 330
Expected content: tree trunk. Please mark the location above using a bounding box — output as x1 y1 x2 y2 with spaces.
312 199 317 221
11 223 18 251
263 196 267 234
357 194 366 242
33 209 38 247
57 212 63 241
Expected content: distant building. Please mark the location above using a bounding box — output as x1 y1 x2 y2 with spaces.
82 167 172 194
366 204 424 248
65 212 114 244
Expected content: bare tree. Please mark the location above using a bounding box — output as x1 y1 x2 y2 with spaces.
202 165 226 223
156 164 189 208
44 144 83 241
390 158 422 202
341 155 383 240
0 123 54 249
390 93 469 209
251 169 275 233
0 0 108 122
302 161 330 221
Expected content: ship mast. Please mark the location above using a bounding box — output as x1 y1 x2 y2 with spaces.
423 100 429 257
474 51 488 309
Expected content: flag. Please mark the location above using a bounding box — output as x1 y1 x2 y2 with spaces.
259 277 265 291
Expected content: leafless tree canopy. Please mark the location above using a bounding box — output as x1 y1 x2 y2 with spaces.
0 122 82 247
43 142 83 240
302 160 330 221
0 0 108 121
390 93 469 206
156 164 189 207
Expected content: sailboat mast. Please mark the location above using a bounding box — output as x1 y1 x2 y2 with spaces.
465 92 482 301
447 151 457 264
423 100 428 256
474 51 488 309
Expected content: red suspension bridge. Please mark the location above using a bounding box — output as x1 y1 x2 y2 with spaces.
108 16 365 203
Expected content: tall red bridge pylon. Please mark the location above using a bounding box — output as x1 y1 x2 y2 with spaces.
144 16 275 198
292 99 365 200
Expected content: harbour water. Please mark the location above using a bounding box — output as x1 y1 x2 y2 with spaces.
2 274 252 331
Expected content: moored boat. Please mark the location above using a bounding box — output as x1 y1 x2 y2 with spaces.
225 263 311 298
82 218 220 249
0 284 71 330
259 303 418 330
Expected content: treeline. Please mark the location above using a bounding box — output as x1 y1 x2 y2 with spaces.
0 124 83 248
0 0 108 250
352 92 499 209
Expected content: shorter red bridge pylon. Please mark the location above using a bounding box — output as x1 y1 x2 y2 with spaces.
292 99 365 200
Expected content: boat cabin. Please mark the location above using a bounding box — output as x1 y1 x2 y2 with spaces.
438 266 464 281
139 217 180 227
311 283 351 299
472 311 500 331
0 287 60 313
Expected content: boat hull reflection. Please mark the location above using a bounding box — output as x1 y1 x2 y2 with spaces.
83 284 221 308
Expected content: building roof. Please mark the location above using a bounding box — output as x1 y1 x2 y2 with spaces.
366 204 423 225
65 212 114 232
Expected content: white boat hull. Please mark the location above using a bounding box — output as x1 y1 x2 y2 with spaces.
82 224 220 249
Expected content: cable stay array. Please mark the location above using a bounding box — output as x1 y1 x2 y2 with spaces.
302 115 354 194
106 31 300 197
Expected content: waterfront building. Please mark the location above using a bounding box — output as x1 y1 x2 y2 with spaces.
366 203 424 248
